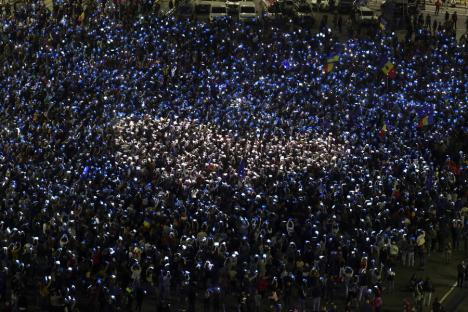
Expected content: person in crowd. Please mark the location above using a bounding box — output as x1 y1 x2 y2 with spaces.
425 14 431 30
457 260 465 287
432 297 443 311
413 281 424 312
422 277 434 307
445 242 453 263
451 11 457 30
373 286 383 312
435 0 441 15
311 280 322 312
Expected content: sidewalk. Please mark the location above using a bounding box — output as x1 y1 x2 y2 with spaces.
383 251 467 312
368 0 468 15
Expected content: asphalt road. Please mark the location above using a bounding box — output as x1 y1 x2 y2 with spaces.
366 0 468 39
443 283 468 312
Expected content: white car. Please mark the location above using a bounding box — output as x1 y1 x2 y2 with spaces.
209 1 228 20
239 1 257 21
354 6 377 24
226 0 240 14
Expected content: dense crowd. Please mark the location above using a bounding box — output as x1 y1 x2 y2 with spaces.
0 0 467 311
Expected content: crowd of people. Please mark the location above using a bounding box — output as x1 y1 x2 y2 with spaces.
0 0 467 311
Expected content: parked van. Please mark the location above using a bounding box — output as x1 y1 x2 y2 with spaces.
239 1 257 21
226 0 241 15
354 6 377 24
209 1 228 20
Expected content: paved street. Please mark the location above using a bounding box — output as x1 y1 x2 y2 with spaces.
367 0 467 39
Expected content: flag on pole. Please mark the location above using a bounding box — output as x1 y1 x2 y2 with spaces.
327 55 340 64
322 54 339 74
322 62 335 73
447 160 461 175
78 12 85 23
417 114 433 128
143 218 152 229
378 124 387 138
382 61 396 79
379 18 387 31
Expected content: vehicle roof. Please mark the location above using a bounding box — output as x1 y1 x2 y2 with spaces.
211 1 227 6
196 0 213 4
239 1 256 7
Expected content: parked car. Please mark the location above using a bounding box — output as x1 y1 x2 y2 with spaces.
239 1 258 21
209 1 228 20
226 0 240 15
354 6 377 24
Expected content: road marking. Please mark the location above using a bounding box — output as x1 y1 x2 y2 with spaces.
440 281 458 303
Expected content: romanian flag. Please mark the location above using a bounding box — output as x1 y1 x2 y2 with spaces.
327 55 340 64
379 124 387 138
447 160 461 175
143 218 152 229
78 12 85 23
417 114 432 128
382 61 396 79
379 18 387 31
323 54 339 73
322 62 334 73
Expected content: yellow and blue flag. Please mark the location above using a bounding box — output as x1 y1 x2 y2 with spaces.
417 114 433 128
382 61 396 79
